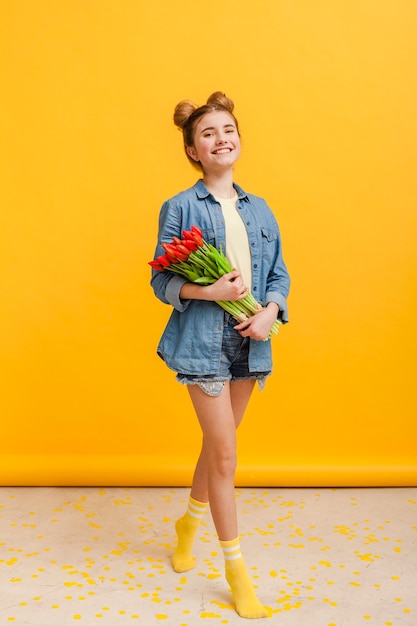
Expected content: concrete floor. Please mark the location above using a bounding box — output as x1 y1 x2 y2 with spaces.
0 486 416 625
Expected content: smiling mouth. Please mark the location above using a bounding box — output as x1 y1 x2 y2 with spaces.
213 148 232 154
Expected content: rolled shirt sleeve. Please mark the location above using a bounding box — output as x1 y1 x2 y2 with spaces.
265 291 289 324
165 274 191 312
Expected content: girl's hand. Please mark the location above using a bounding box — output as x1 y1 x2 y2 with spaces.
234 303 279 341
206 270 249 302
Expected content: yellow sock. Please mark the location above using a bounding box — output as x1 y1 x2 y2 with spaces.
220 537 270 619
172 496 208 573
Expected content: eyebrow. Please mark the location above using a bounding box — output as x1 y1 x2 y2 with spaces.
200 124 236 134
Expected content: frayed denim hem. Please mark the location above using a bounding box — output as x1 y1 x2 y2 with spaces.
176 375 227 397
231 373 271 392
176 372 270 396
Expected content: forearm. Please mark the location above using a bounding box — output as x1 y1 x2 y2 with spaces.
180 270 247 302
265 301 279 316
179 282 213 301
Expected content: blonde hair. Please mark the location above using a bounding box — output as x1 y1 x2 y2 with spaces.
173 91 240 170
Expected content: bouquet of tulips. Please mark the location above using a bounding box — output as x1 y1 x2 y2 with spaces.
149 225 281 339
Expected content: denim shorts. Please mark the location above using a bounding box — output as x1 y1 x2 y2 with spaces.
176 312 271 396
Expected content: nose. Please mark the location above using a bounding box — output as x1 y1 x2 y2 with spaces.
216 133 227 144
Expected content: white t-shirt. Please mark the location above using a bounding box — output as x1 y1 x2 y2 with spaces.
216 192 252 292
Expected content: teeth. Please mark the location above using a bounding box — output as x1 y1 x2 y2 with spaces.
214 149 231 154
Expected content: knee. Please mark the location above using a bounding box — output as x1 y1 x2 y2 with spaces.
211 449 237 479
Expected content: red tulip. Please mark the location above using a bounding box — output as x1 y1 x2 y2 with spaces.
162 243 188 262
182 227 203 246
161 242 174 258
148 254 171 271
191 226 203 244
148 260 164 271
182 227 203 247
161 242 176 257
156 254 171 267
183 239 199 251
191 225 203 237
176 243 192 257
173 249 189 262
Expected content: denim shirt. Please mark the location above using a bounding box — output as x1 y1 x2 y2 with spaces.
150 179 290 375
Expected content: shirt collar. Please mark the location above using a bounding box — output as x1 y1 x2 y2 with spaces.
194 178 248 201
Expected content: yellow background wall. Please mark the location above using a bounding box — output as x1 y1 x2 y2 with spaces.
1 1 416 486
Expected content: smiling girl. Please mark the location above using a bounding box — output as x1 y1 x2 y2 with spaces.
150 92 290 618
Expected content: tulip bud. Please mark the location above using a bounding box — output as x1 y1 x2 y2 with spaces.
183 226 204 246
148 260 165 271
183 239 198 251
173 250 188 262
176 243 192 257
161 242 177 259
162 243 188 262
157 254 172 267
191 232 203 247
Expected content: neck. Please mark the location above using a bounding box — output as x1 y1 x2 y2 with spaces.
202 170 235 199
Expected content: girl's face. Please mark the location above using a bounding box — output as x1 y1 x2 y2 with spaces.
186 110 240 173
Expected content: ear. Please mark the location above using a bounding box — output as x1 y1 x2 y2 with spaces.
186 145 199 162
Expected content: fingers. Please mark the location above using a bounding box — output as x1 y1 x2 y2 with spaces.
234 312 272 341
209 269 249 302
233 320 250 332
224 269 241 281
220 270 248 299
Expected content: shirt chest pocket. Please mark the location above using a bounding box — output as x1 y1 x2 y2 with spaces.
261 227 278 263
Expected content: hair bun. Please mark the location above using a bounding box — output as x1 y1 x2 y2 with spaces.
206 91 234 113
173 99 198 129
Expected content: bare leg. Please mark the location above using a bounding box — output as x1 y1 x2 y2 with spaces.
171 382 256 573
190 380 256 504
188 380 269 618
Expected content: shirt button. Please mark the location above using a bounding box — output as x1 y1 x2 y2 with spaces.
253 286 257 291
254 264 258 268
251 242 255 247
